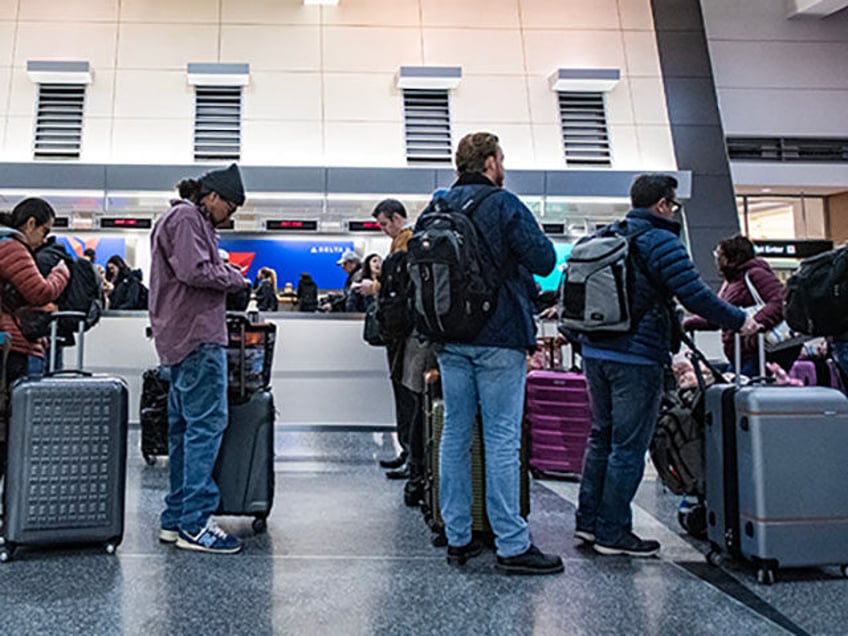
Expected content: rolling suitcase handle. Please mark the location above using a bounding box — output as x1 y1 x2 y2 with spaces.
47 310 89 376
733 331 767 389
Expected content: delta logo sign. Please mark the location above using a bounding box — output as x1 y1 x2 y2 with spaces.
55 236 127 267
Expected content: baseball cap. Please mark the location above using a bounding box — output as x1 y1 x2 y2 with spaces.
336 250 361 265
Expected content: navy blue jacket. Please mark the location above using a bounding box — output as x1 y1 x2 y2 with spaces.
583 208 746 364
420 177 556 351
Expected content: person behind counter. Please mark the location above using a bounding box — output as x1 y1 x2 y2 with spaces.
105 255 148 310
347 253 382 312
149 163 250 555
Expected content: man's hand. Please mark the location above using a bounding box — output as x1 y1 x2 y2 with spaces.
739 316 761 336
355 279 377 296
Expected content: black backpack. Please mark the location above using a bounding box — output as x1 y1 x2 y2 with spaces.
407 187 500 343
298 277 318 312
784 245 848 336
376 250 414 343
35 240 103 345
650 386 705 498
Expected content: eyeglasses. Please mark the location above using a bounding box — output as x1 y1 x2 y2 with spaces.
666 198 682 214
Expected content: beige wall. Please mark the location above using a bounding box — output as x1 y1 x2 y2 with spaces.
827 192 848 244
0 0 676 170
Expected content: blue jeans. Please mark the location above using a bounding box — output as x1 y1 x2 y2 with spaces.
437 344 529 558
576 358 664 545
832 341 848 380
160 344 229 534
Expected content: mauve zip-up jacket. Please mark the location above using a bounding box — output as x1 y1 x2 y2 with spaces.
0 228 69 357
149 200 247 366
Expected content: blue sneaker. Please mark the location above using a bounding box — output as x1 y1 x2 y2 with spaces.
176 520 243 554
159 527 178 544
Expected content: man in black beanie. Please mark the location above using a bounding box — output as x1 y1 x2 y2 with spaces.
149 163 250 554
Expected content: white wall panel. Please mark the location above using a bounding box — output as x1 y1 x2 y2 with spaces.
121 0 219 24
0 66 9 108
604 79 636 125
324 122 404 166
79 118 112 162
14 22 118 69
628 76 670 125
718 88 848 137
422 0 519 29
531 123 566 169
423 28 525 74
523 30 625 75
3 115 35 160
113 71 192 118
0 0 17 20
607 124 640 169
618 0 654 30
452 123 535 169
634 125 676 169
622 30 662 76
323 74 399 122
702 0 848 41
18 0 118 22
323 27 422 73
6 69 34 116
324 0 421 27
520 0 621 29
525 75 559 123
85 69 115 118
243 72 322 121
117 24 218 70
221 0 320 26
451 76 530 124
0 22 14 66
710 41 848 90
111 118 192 163
221 25 320 72
241 120 324 166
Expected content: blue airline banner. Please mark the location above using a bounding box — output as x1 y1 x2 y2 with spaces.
218 238 355 289
54 236 127 267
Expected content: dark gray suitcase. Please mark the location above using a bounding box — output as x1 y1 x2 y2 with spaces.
213 389 275 534
1 314 128 562
705 334 848 583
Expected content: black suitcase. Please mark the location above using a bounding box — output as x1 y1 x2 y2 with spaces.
140 367 169 465
1 313 128 562
213 389 275 533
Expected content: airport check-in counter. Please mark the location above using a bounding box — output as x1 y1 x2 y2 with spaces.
73 311 395 429
72 314 726 430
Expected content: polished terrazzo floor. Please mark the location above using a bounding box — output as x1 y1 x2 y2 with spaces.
0 428 846 635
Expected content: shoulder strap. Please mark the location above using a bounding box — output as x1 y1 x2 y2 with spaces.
743 272 765 307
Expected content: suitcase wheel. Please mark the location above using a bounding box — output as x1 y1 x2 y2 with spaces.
252 517 267 534
706 548 722 567
841 564 848 578
105 543 117 555
143 454 157 466
677 504 707 540
431 529 447 548
0 545 14 563
756 567 775 586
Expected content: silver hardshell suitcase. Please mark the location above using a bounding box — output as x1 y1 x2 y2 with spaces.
1 313 128 562
705 334 848 583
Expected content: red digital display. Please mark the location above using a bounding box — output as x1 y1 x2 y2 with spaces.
347 220 382 232
266 219 318 231
100 217 152 229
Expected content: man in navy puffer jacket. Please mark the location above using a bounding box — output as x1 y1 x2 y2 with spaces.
575 174 760 557
427 132 563 575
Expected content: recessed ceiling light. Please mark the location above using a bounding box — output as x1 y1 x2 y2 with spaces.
761 188 772 193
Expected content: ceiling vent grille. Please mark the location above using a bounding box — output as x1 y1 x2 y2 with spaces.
727 136 848 163
558 91 611 167
194 85 242 161
402 89 452 164
33 84 85 159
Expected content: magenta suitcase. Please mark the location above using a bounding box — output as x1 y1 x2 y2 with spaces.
525 370 592 478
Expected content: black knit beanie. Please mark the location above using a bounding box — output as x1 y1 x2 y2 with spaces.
200 163 245 206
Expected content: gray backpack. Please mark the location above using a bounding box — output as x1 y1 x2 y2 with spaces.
559 222 652 335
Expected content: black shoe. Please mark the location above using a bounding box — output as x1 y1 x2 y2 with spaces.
403 478 424 507
593 532 660 557
447 539 484 566
385 464 410 480
496 545 564 575
379 454 406 470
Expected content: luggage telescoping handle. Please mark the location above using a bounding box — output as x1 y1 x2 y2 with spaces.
48 310 87 375
733 331 766 389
